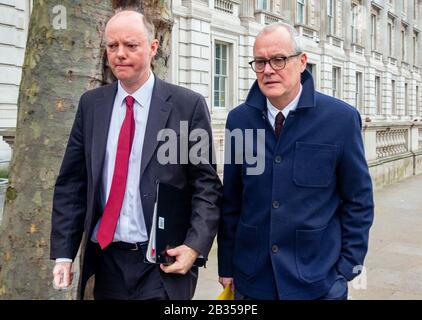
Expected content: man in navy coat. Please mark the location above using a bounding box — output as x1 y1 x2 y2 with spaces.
217 22 374 300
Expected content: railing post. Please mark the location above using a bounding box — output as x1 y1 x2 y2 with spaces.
362 124 377 162
410 123 419 153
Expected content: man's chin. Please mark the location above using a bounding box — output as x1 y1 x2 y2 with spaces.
263 89 284 99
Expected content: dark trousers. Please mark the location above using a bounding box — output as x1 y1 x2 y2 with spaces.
92 242 169 300
235 275 348 300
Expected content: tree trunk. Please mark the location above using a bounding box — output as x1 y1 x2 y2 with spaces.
0 0 172 299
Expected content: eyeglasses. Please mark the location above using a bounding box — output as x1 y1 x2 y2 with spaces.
248 53 302 72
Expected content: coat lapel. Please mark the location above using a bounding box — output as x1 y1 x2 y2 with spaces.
91 82 117 188
140 77 172 179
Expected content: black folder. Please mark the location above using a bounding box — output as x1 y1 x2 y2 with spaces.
146 182 206 267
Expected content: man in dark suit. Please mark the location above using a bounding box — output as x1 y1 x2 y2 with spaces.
218 22 374 300
50 10 221 300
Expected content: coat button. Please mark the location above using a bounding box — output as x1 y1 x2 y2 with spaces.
272 200 280 209
275 155 282 164
272 245 279 253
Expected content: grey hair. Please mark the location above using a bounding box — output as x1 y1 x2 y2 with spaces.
107 9 156 43
257 22 303 54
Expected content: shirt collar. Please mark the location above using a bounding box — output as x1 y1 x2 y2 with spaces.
266 84 303 119
116 72 155 108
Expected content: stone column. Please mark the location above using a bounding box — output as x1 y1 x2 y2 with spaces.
418 0 422 68
319 0 327 46
363 0 372 59
380 3 389 64
343 0 352 52
240 0 255 22
396 0 403 65
364 66 376 115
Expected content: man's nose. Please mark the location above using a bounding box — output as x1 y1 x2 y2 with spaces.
263 61 275 74
116 46 126 58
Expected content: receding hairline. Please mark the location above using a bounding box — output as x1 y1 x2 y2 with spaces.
105 10 155 42
254 23 302 54
105 10 145 31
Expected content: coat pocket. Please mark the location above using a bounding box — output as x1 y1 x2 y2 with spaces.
293 142 336 187
233 220 259 280
295 224 329 283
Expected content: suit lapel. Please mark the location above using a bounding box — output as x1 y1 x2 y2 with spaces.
91 82 117 188
140 77 172 178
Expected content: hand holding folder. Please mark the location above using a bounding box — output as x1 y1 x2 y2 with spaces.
146 182 206 269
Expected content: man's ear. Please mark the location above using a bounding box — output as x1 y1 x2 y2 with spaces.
151 39 159 57
300 52 308 72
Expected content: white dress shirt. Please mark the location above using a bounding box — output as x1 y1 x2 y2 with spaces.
267 84 303 129
57 73 155 263
91 73 155 244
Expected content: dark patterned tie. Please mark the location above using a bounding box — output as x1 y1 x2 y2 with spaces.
275 112 285 140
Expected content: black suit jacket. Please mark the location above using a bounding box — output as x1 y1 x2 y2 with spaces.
50 76 222 299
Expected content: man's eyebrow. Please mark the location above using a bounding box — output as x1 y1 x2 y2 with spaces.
253 54 287 60
123 39 140 43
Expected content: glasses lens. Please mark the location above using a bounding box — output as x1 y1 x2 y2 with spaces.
254 61 266 72
270 57 286 70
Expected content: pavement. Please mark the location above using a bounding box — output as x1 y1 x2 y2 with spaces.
193 174 422 300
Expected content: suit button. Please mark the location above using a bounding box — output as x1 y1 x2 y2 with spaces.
272 245 279 253
275 155 282 164
272 201 280 209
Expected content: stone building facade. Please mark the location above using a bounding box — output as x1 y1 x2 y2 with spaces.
169 0 422 187
0 0 31 161
1 0 422 188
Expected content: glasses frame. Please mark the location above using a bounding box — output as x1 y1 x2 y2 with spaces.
248 53 302 72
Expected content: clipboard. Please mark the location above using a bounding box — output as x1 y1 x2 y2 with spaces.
146 182 206 267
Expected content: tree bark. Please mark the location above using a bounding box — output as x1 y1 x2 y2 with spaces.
0 0 172 299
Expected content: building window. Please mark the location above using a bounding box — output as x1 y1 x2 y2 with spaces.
402 29 406 61
415 0 418 20
417 86 420 116
306 63 316 87
375 76 381 114
306 63 315 76
351 3 359 43
392 80 396 115
371 14 377 51
414 33 418 65
388 22 394 56
257 0 269 10
297 0 306 24
327 0 335 34
405 83 408 115
355 72 363 110
332 67 341 98
214 42 229 108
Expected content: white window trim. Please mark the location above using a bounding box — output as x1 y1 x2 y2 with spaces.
332 66 342 99
210 32 238 114
355 71 364 110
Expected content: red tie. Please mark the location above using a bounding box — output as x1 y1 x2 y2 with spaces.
97 96 136 249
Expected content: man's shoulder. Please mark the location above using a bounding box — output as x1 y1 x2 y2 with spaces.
228 103 249 116
80 82 116 101
158 78 203 102
226 103 252 126
315 91 358 117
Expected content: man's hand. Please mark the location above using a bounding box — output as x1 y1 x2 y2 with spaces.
160 244 199 275
219 277 235 292
53 261 73 290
